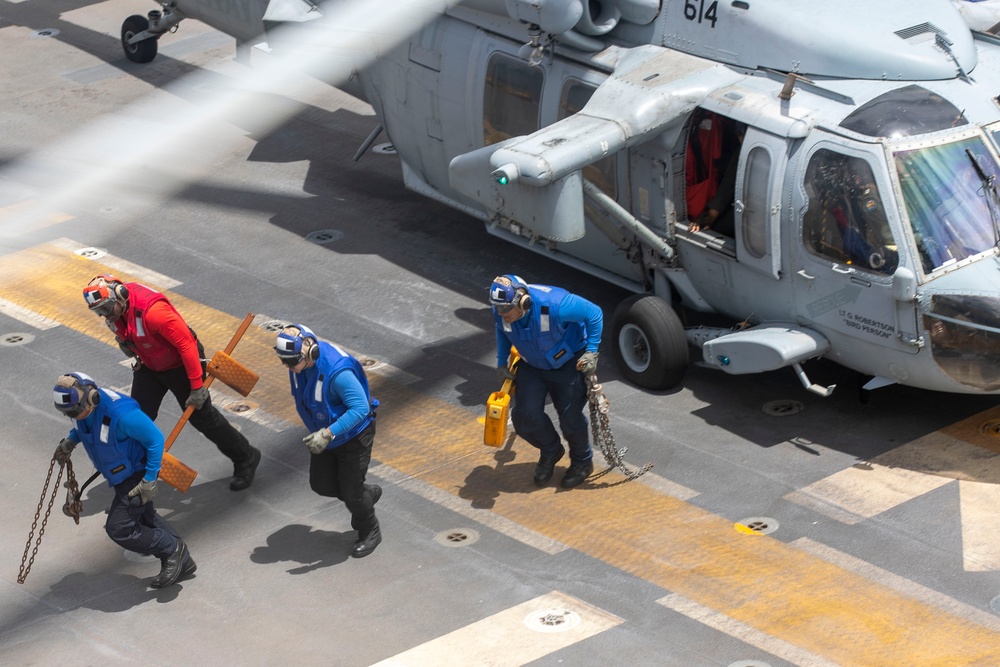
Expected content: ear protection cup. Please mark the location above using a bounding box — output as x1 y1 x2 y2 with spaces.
515 290 531 312
69 372 101 409
305 337 320 361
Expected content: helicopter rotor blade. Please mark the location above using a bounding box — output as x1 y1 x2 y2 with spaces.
0 0 457 250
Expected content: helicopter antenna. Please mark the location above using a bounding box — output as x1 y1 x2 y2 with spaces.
936 32 972 83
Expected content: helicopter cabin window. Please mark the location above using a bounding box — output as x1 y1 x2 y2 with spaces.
894 136 1000 274
483 54 543 147
558 81 616 198
742 146 770 258
802 150 899 275
839 85 967 138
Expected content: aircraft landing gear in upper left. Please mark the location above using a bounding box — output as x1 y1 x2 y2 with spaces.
121 9 183 64
121 15 158 63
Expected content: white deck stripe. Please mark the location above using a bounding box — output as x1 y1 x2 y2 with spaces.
784 434 961 524
51 238 182 289
0 297 61 330
370 591 622 666
657 593 841 667
959 480 1000 572
369 463 568 555
792 537 1000 633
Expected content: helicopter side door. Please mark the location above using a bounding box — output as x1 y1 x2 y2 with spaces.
790 134 918 358
734 127 786 279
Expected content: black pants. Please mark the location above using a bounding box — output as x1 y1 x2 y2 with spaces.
131 361 253 465
106 471 180 558
309 421 378 536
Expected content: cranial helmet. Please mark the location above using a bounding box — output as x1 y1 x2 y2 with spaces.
53 372 100 418
83 275 128 318
489 275 530 312
274 324 319 366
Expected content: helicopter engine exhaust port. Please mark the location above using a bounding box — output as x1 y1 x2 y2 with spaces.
611 295 688 390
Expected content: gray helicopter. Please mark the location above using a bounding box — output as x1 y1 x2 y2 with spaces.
119 0 1000 397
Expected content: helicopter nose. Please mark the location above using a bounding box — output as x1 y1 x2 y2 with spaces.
925 292 1000 391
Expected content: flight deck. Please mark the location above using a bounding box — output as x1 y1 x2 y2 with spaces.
2 2 1000 665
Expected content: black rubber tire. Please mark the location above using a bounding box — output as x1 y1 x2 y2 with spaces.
611 294 689 390
122 15 158 64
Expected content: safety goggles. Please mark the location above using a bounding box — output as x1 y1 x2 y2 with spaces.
83 285 117 317
493 303 516 315
278 354 304 367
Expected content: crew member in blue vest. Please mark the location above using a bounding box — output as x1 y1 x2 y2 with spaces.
489 275 603 488
52 372 195 589
274 324 383 558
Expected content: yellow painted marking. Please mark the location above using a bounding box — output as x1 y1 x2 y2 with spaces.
940 404 1000 455
0 199 72 229
369 591 622 666
658 593 839 667
369 379 1000 665
733 522 765 535
0 242 301 429
7 240 1000 664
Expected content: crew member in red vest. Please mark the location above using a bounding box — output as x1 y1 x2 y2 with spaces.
83 275 261 491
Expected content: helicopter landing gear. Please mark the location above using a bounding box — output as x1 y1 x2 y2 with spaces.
121 15 158 63
612 295 688 390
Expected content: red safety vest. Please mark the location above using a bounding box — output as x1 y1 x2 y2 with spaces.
111 284 193 374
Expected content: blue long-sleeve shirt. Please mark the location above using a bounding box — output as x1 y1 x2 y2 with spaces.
496 292 603 367
326 368 371 441
70 409 164 482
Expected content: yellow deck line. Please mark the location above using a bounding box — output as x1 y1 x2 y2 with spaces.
0 242 299 426
5 241 1000 665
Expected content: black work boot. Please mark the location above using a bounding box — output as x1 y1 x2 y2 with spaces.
366 484 383 506
533 445 565 486
352 524 382 558
150 539 190 589
230 446 261 491
560 460 594 489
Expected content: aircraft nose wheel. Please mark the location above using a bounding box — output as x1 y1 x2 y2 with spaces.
121 15 158 63
611 295 688 390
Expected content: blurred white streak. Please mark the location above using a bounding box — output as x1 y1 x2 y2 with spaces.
0 0 456 246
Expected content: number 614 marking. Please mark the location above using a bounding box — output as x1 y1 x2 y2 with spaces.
684 0 719 27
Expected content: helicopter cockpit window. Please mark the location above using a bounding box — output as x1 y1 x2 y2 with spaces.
802 150 899 274
840 85 967 138
559 81 616 198
894 136 1000 274
483 54 543 147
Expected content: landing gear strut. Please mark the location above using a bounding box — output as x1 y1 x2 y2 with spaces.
121 15 158 63
121 9 183 64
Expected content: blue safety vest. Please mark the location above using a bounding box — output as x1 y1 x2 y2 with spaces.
495 284 583 370
74 389 148 487
289 341 378 442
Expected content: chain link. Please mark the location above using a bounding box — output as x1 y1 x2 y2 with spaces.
18 455 79 584
586 373 653 480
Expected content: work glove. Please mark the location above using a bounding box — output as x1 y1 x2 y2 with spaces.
576 351 599 375
495 366 515 383
116 337 136 358
184 386 210 410
53 438 77 466
303 427 334 455
128 479 158 504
